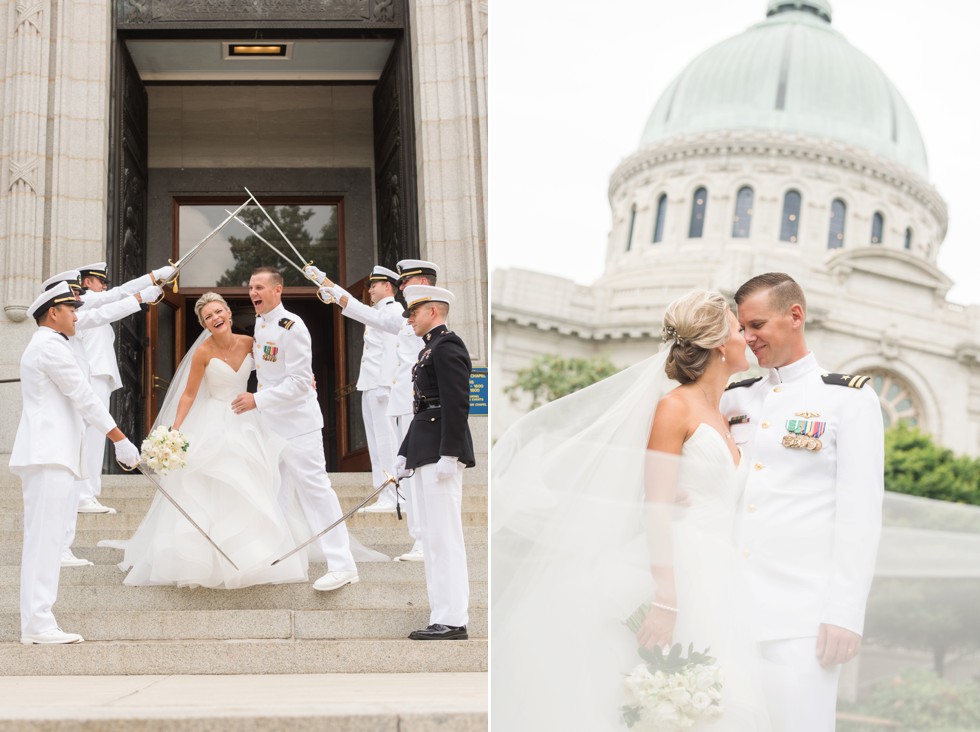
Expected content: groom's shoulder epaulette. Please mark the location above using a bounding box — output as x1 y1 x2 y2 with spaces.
278 318 295 331
821 372 871 389
725 376 763 391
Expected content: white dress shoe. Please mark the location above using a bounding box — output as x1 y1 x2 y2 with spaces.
21 628 84 644
77 498 116 514
312 570 359 591
395 548 424 562
362 494 398 513
60 550 93 567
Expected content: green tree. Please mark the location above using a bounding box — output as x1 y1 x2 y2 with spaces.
217 205 339 287
504 353 620 409
884 422 980 506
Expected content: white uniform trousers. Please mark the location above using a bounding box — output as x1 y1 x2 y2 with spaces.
414 462 468 626
393 414 422 548
279 431 356 573
759 636 842 731
20 465 76 636
362 388 398 501
78 375 112 502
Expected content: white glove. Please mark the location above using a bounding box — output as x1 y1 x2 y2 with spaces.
151 265 176 282
394 454 412 479
304 264 327 285
375 387 390 403
317 286 337 304
139 285 163 303
113 438 141 468
436 456 459 481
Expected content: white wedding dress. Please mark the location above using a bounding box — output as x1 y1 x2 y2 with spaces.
492 348 771 730
120 355 309 588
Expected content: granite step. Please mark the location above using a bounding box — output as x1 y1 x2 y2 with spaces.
0 638 488 676
0 526 488 548
0 607 489 641
0 508 488 531
0 672 487 732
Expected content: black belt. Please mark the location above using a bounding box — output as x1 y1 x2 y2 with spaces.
414 399 441 414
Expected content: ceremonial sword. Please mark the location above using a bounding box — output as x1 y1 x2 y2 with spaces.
271 472 400 566
117 459 240 570
224 208 336 304
147 194 256 304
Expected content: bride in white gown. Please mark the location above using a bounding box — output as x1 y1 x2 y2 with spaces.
120 293 388 589
492 291 771 730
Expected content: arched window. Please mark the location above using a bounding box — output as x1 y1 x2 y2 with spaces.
827 198 846 249
732 186 753 238
779 190 801 243
625 205 636 251
870 212 884 244
652 194 667 243
688 187 707 238
904 227 913 250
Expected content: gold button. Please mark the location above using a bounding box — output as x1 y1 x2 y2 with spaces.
773 386 782 393
742 549 752 558
761 421 769 429
754 463 764 470
747 503 757 513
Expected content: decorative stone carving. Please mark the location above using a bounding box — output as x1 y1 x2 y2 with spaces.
118 0 386 23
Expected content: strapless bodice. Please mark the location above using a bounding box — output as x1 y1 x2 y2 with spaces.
204 356 252 402
677 423 749 518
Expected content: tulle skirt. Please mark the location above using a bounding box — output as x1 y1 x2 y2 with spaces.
120 396 308 589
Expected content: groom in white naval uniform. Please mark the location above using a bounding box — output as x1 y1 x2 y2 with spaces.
231 266 357 591
11 282 141 644
720 273 884 731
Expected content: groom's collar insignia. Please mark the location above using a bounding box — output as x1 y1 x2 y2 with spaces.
725 376 763 390
278 318 295 330
821 373 871 389
728 415 750 426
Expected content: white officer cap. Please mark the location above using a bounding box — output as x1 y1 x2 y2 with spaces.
41 269 81 291
402 285 455 317
78 262 108 281
396 259 440 281
27 281 82 319
369 265 400 286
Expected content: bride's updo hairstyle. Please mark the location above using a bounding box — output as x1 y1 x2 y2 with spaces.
662 290 731 384
194 292 232 328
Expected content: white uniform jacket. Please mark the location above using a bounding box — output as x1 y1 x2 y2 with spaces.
78 273 151 309
9 328 116 478
252 304 323 440
339 293 423 417
75 293 142 390
352 296 399 392
720 353 884 640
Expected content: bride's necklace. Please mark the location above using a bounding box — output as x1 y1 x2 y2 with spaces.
213 336 236 363
697 383 735 441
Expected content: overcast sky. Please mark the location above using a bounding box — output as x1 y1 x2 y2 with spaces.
489 0 980 305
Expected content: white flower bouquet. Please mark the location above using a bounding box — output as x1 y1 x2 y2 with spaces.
620 604 724 730
139 425 190 475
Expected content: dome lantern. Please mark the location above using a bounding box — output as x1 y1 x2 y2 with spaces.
766 0 832 23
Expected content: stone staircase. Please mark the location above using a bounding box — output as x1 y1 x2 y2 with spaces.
0 471 488 728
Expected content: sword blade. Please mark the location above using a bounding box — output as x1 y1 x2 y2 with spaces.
168 195 255 279
137 468 240 571
242 186 315 274
271 474 398 566
225 210 308 276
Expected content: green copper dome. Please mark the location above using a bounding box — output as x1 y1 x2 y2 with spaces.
640 1 928 176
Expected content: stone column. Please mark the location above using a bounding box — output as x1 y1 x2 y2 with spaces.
47 0 113 270
1 0 51 322
409 0 488 366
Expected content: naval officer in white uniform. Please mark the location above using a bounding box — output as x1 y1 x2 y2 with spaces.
10 282 141 644
36 269 162 566
231 266 358 592
720 273 884 731
308 259 436 562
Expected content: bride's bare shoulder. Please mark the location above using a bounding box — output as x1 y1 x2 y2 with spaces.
648 389 693 452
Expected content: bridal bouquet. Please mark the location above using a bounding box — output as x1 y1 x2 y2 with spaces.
620 604 724 730
140 425 190 475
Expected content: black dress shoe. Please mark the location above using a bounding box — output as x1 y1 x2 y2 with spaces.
408 624 468 640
